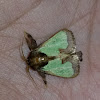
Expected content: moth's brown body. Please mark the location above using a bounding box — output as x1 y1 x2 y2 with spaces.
27 51 55 70
27 52 48 70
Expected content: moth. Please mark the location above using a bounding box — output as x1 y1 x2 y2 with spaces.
21 29 82 85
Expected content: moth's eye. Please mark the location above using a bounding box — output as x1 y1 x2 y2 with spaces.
41 58 45 61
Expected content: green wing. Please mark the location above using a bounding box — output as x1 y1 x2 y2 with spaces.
41 53 81 78
36 29 81 78
41 58 74 77
37 29 76 56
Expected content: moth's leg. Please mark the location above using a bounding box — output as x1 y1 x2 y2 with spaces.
38 71 47 85
24 32 37 50
26 66 37 85
20 37 36 83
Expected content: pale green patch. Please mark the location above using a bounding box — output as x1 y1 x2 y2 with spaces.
42 58 74 77
38 31 68 56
